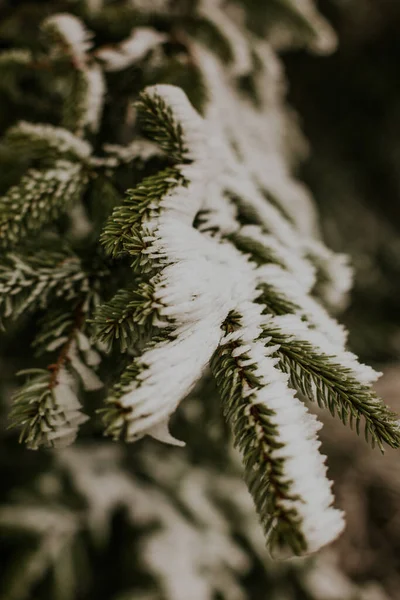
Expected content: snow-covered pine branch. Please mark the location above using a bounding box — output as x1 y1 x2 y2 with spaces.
0 163 87 250
190 41 353 309
42 14 105 134
97 83 400 555
261 314 400 451
0 245 89 322
1 0 399 575
92 278 164 352
9 368 88 450
211 302 345 555
9 301 103 449
3 122 92 163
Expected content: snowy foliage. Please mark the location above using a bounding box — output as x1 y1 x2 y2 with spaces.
98 81 399 554
0 2 399 593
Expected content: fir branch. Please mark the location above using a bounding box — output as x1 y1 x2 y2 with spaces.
305 238 353 311
100 167 185 257
102 139 163 164
41 14 105 135
0 247 89 322
91 278 165 352
256 263 348 349
211 315 306 555
45 304 87 387
8 367 88 450
117 225 157 273
211 306 344 555
197 0 253 77
230 224 316 293
3 122 92 164
136 91 188 162
62 64 105 135
262 316 400 451
256 282 299 316
8 301 103 449
0 162 87 250
101 316 221 444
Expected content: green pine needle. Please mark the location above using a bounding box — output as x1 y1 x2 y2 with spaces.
263 327 400 451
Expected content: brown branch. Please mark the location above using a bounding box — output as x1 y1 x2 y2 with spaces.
47 302 85 388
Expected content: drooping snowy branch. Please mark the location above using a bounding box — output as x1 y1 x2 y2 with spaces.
97 83 400 555
212 301 345 555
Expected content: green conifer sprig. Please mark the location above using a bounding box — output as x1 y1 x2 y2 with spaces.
262 324 400 451
211 313 307 556
62 66 103 135
136 92 189 162
0 163 87 250
2 122 92 164
8 368 88 450
257 283 300 316
40 14 105 136
0 3 398 572
101 362 143 441
92 279 164 352
0 247 89 322
230 230 286 269
100 167 185 258
8 298 104 449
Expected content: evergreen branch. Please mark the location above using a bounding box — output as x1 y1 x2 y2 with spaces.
230 225 347 348
8 367 88 450
265 0 337 54
136 91 188 162
62 64 105 135
0 162 87 250
8 301 103 449
41 13 94 65
41 14 105 135
211 315 306 555
211 307 344 555
3 122 92 164
95 26 167 72
256 263 348 349
262 316 400 451
43 303 103 393
102 316 220 444
256 283 299 316
46 304 87 385
100 167 185 257
101 360 143 442
305 238 353 311
197 0 253 77
119 225 157 273
102 139 163 164
0 247 89 322
91 278 165 352
230 224 316 293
